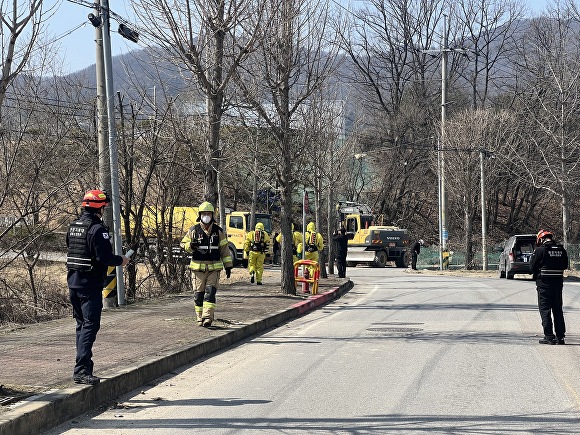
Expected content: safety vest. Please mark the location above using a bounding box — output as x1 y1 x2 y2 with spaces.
251 230 267 252
540 243 567 277
190 224 222 262
66 217 97 271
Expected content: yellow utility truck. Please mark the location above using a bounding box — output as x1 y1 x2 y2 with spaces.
135 206 272 266
338 201 410 268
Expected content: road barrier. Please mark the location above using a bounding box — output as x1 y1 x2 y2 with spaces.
102 266 117 306
293 259 320 294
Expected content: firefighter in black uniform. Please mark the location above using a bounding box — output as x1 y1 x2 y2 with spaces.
332 227 349 278
66 190 129 385
530 229 569 345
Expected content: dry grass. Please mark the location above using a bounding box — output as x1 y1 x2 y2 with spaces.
0 257 281 326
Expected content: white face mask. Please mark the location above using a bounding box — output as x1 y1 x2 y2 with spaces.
201 215 212 224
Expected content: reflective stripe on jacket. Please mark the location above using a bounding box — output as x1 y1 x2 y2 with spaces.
181 223 233 271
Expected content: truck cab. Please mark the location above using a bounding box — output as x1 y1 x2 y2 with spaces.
338 201 410 268
225 212 273 266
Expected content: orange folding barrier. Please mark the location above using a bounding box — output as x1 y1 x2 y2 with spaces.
293 259 320 295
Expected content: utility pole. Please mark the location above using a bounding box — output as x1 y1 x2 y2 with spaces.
424 14 471 270
424 15 449 270
101 0 126 305
93 1 112 232
440 14 449 268
480 150 488 271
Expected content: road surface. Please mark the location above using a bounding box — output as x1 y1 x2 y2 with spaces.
45 268 580 434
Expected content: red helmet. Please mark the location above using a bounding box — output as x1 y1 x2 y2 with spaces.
82 189 110 209
536 229 553 245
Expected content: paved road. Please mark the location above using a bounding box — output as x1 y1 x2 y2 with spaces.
45 268 580 434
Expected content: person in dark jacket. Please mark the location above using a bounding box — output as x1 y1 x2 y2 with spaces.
66 190 129 385
333 227 349 278
530 229 569 345
411 239 424 270
272 233 280 265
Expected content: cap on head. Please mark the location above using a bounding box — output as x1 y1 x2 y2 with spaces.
256 222 265 231
82 190 110 209
307 221 316 232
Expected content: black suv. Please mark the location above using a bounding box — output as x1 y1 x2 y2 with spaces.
498 234 537 279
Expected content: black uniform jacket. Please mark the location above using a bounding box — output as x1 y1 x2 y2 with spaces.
530 240 568 288
66 211 124 292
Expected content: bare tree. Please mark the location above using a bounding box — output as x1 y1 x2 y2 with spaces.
234 0 339 294
333 0 444 238
508 10 580 247
0 67 98 321
443 109 518 267
133 0 268 220
0 0 51 116
452 0 524 109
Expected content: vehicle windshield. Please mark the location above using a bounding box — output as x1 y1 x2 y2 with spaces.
360 215 373 229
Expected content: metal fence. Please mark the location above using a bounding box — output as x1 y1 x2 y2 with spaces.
417 245 580 271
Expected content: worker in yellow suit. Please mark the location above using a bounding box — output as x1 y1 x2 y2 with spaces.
297 221 324 277
244 222 270 285
276 222 303 266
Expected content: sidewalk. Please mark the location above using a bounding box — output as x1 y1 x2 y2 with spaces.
0 270 352 435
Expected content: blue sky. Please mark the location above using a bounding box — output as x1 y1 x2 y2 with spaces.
51 0 551 74
49 0 137 74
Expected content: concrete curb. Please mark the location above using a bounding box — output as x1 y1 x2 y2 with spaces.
0 280 353 435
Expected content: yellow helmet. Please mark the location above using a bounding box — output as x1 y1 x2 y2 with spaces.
256 222 265 231
199 201 215 213
307 221 316 232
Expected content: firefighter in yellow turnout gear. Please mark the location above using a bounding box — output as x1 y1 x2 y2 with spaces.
244 222 270 285
180 202 233 327
276 222 303 265
297 221 324 276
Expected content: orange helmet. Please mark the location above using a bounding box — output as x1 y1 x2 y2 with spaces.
82 189 110 209
536 229 553 245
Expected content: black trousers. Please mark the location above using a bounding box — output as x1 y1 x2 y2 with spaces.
412 252 418 270
537 284 565 339
336 255 347 278
69 289 102 376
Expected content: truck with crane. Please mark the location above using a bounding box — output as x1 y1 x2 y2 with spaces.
338 201 410 268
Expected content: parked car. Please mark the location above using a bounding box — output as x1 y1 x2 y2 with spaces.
498 234 537 279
